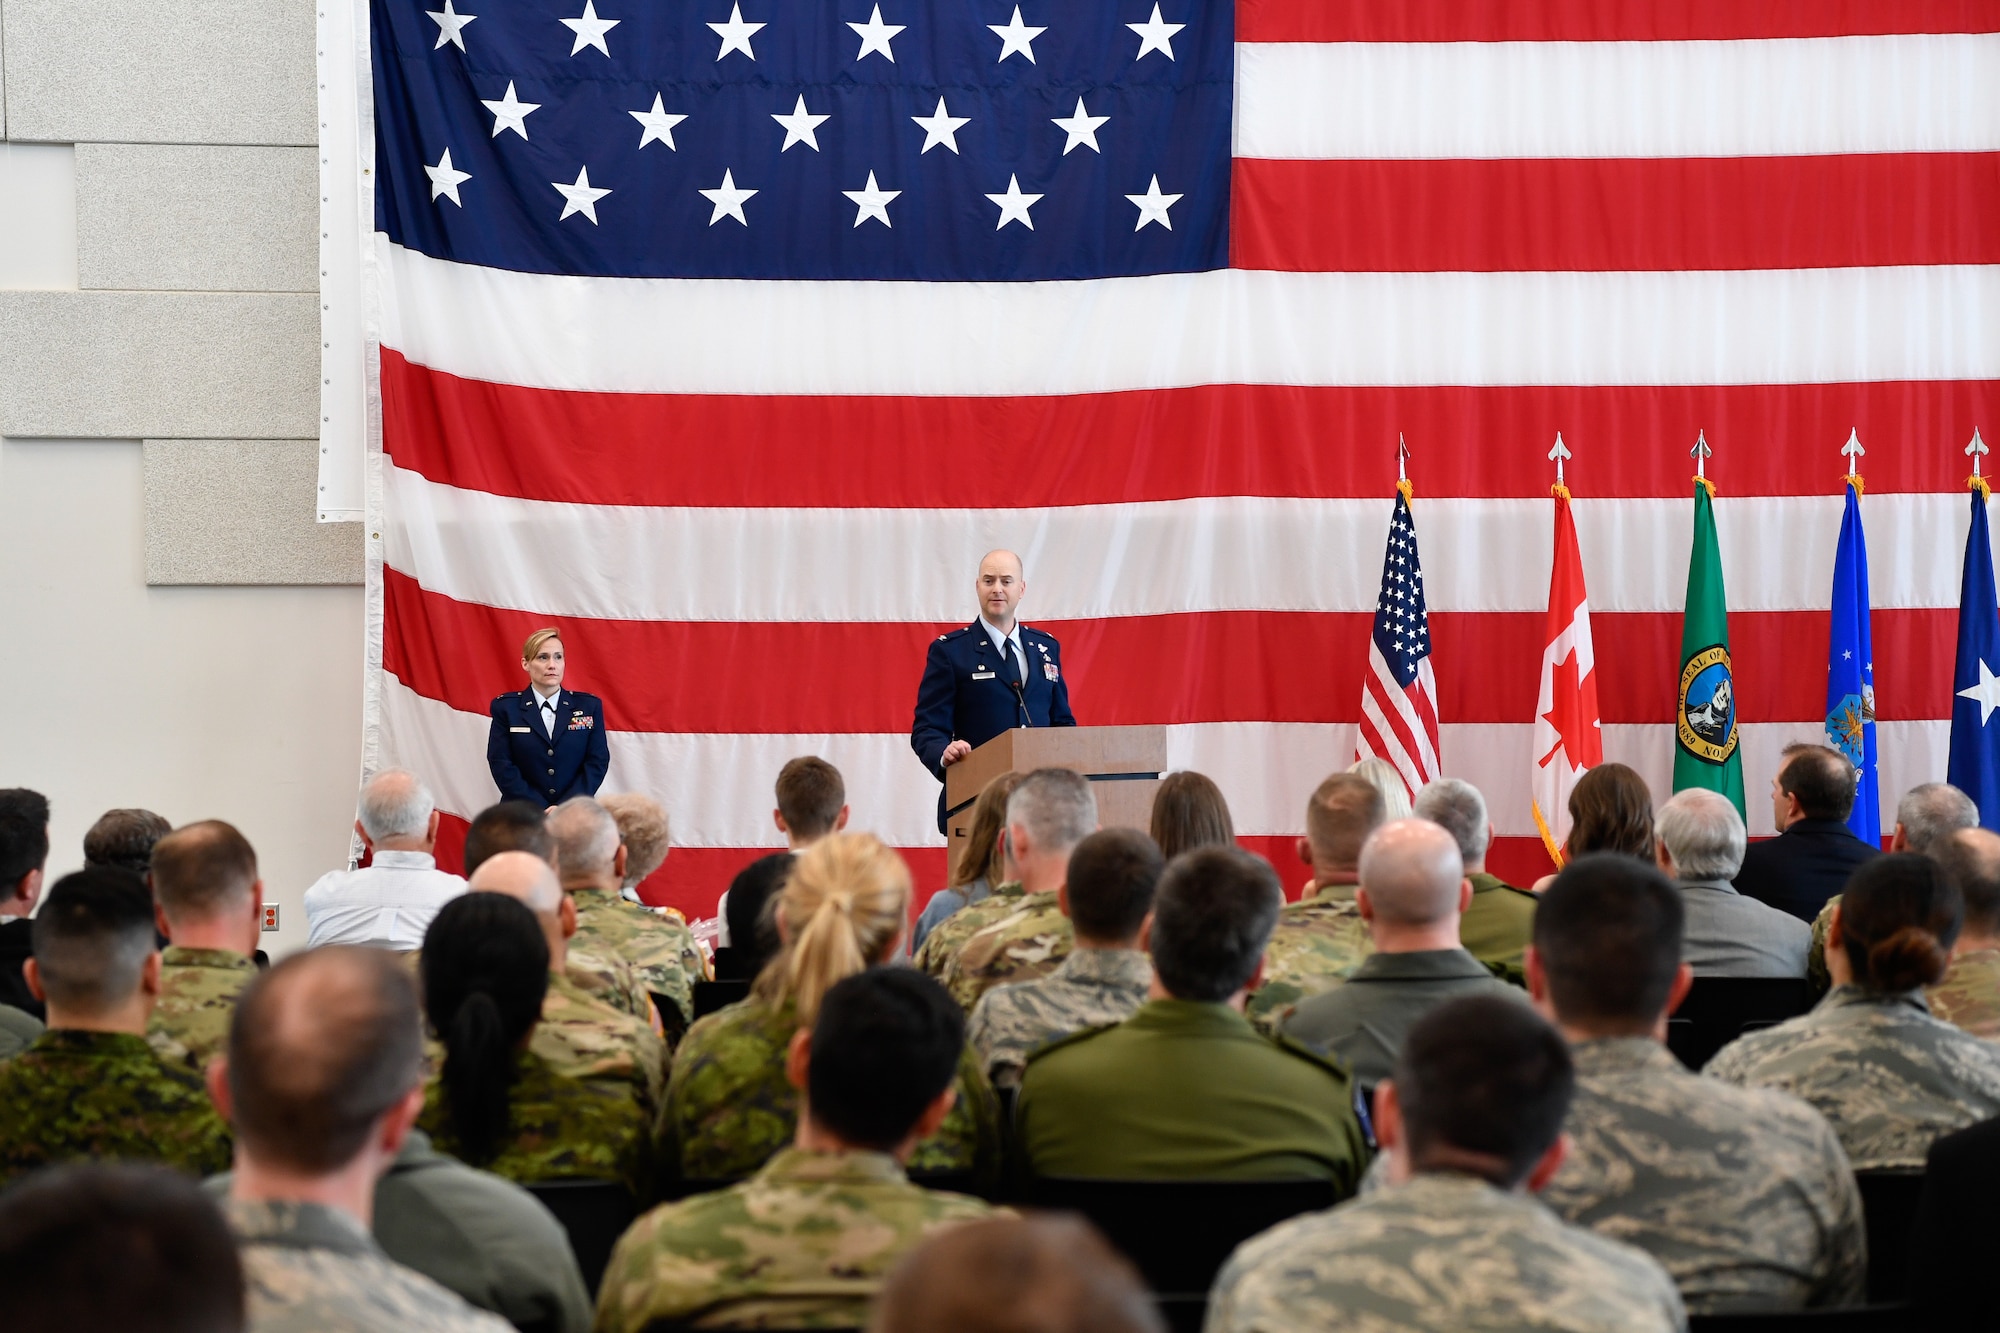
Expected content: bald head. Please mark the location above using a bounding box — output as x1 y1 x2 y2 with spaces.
469 851 563 918
976 550 1027 628
548 797 620 886
1359 819 1467 926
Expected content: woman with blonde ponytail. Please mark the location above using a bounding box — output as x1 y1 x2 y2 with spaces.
662 832 1001 1184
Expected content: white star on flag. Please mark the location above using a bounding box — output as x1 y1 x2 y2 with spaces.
700 169 758 225
911 96 970 154
988 6 1045 63
847 5 905 62
552 165 611 223
1051 97 1109 154
1125 175 1181 229
480 82 540 139
630 94 687 149
1961 659 2000 725
1127 3 1184 59
708 4 765 60
772 95 831 151
425 147 472 205
560 0 620 55
842 171 900 227
426 0 476 50
985 174 1042 229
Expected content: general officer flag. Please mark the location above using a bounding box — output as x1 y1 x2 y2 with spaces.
1674 478 1744 816
1948 487 2000 830
1825 480 1880 845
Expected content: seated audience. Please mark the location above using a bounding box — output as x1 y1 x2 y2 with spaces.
548 796 705 1029
598 969 996 1331
1017 846 1366 1185
1148 769 1235 860
304 770 466 949
1909 1112 2000 1326
82 807 172 876
717 756 849 948
911 771 1023 953
663 833 999 1183
1807 781 1979 991
1654 789 1809 977
967 828 1160 1088
1283 819 1519 1085
1208 995 1685 1333
1415 777 1535 984
461 799 557 876
599 790 669 901
417 891 649 1197
1707 853 2000 1168
210 945 511 1332
1531 762 1655 891
146 820 264 1072
718 852 791 980
0 868 229 1183
1530 854 1865 1314
0 1163 245 1333
1734 743 1879 922
873 1214 1164 1333
1348 756 1414 820
0 788 51 1021
1248 773 1381 1028
1928 828 2000 1038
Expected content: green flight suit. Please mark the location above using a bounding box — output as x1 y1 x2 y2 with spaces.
1458 872 1537 986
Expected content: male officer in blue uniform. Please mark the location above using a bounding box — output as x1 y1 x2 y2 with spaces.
912 550 1077 832
486 628 611 808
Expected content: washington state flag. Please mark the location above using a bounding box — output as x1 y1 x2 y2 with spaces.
1674 479 1745 816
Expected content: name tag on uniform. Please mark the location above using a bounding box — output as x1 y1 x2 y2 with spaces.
971 670 995 681
509 726 533 733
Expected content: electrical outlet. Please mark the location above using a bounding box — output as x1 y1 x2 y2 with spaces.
262 904 281 932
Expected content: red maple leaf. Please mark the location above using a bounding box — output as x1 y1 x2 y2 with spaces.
1538 648 1602 770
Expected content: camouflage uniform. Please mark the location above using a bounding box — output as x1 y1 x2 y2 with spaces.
968 946 1153 1088
534 968 669 1122
147 945 258 1073
939 891 1073 1010
421 1048 650 1199
913 881 1026 980
595 1148 999 1331
1927 947 2000 1040
1806 898 1837 995
1207 1172 1688 1333
1705 985 2000 1170
0 1005 41 1061
567 947 663 1028
0 1029 231 1185
1245 883 1373 1032
569 887 707 1027
224 1197 514 1333
1540 1037 1866 1314
660 990 1001 1187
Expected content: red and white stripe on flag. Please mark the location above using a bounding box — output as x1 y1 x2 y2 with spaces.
1530 488 1604 862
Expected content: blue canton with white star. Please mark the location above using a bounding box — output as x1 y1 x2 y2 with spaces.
1371 491 1431 688
373 0 1231 280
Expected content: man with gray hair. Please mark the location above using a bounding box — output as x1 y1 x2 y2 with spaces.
1806 782 1980 991
1415 778 1537 984
1915 827 2000 1039
305 770 466 950
1656 788 1809 978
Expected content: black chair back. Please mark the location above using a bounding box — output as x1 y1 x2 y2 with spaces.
523 1179 638 1297
1854 1170 1925 1303
1154 1293 1207 1333
648 991 689 1048
1667 977 1814 1070
1689 1304 1910 1332
692 978 751 1019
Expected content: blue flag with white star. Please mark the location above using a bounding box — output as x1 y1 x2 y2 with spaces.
1825 481 1879 845
1948 488 2000 830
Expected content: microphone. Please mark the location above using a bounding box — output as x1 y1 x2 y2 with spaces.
1010 677 1032 727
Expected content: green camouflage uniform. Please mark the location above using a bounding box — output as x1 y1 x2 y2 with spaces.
939 892 1073 1010
570 887 708 1026
1459 872 1537 986
1705 985 2000 1170
1245 882 1373 1032
595 1148 998 1331
225 1197 514 1333
967 947 1153 1088
147 945 258 1073
0 1005 42 1060
1540 1037 1866 1314
0 1029 232 1186
567 946 663 1027
913 881 1026 979
1927 947 2000 1040
535 968 669 1122
1208 1172 1688 1333
660 990 1001 1187
419 1048 651 1199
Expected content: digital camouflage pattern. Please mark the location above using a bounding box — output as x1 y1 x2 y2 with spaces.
225 1197 514 1333
939 891 1072 1010
968 947 1153 1088
1459 872 1536 986
1207 1172 1687 1333
660 991 1001 1186
420 1048 651 1199
569 888 707 1027
1540 1037 1866 1314
0 1029 232 1186
594 1148 998 1331
567 946 662 1027
913 881 1026 979
534 968 669 1122
146 945 257 1073
1245 884 1374 1032
1927 947 2000 1040
1705 986 2000 1169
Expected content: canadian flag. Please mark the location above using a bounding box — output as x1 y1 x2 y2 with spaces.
1530 485 1603 864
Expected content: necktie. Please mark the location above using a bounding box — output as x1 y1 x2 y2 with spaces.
1004 640 1024 688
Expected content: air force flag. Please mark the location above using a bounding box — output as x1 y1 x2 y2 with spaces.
1948 486 2000 830
1825 480 1879 846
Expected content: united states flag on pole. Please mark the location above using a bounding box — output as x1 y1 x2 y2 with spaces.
1356 489 1439 799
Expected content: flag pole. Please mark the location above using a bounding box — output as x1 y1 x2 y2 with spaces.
1397 433 1413 502
1970 428 1990 500
1692 429 1714 496
1549 431 1572 501
1842 428 1866 495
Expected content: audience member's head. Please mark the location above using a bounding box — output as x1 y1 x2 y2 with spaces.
462 800 555 876
1148 846 1283 1004
1934 828 2000 942
27 868 158 1027
1301 773 1386 884
1006 769 1098 889
1148 771 1235 862
1529 853 1687 1038
0 787 51 914
82 809 172 878
601 792 670 890
1773 743 1858 828
1654 787 1747 883
950 771 1024 891
1895 782 1979 856
775 756 848 847
419 892 550 1166
1347 757 1414 820
0 1163 245 1333
872 1214 1164 1333
355 770 437 853
1566 763 1654 861
790 968 963 1157
758 832 912 1025
468 850 569 963
1357 818 1468 940
149 820 262 953
548 796 622 889
1413 778 1492 874
1834 853 1962 994
1062 828 1164 948
1384 995 1574 1191
721 852 792 980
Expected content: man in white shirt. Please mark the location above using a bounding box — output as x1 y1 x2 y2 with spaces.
304 771 466 950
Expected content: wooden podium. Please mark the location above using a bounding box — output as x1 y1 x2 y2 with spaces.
943 726 1167 876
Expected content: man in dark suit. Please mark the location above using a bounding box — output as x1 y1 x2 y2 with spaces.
486 628 611 808
912 550 1076 832
1733 742 1880 922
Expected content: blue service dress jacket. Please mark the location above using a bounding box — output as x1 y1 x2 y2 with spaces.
486 688 611 808
911 621 1076 831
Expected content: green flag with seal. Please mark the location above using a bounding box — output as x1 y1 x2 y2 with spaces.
1674 468 1745 815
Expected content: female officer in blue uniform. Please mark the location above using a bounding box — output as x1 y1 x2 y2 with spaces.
487 628 611 808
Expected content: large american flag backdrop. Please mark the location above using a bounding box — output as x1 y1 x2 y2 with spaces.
353 0 2000 915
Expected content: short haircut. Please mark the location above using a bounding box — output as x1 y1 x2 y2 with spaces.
1532 854 1686 1030
1394 995 1575 1188
227 947 425 1174
548 796 620 878
874 1215 1164 1333
722 852 792 980
1934 828 2000 937
1007 768 1097 855
521 627 563 663
0 787 51 893
1413 778 1491 865
358 769 434 842
30 869 157 1014
776 756 847 840
1655 787 1748 882
82 809 172 878
1065 828 1164 942
1777 744 1858 822
807 968 964 1151
149 821 258 923
1304 773 1386 870
1148 847 1283 1002
1566 762 1655 860
601 792 670 888
0 1163 245 1333
1839 853 1962 993
462 800 555 876
1148 771 1235 861
421 894 549 1165
1357 819 1466 926
1897 783 1979 856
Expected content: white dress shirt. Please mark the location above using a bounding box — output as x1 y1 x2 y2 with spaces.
533 686 562 738
979 620 1028 685
302 850 468 950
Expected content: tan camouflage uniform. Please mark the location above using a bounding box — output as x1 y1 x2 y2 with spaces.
534 968 669 1123
1705 985 2000 1169
569 887 707 1028
1927 946 2000 1040
1806 898 1837 994
913 881 1025 980
594 1147 999 1331
146 945 258 1073
1207 1172 1688 1333
1540 1037 1866 1314
566 947 662 1027
939 892 1072 1010
0 1029 233 1186
967 946 1152 1088
420 1048 651 1199
1245 882 1373 1032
